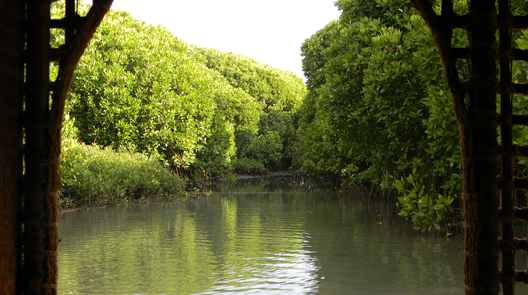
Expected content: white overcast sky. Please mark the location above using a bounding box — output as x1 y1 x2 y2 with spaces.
107 0 342 80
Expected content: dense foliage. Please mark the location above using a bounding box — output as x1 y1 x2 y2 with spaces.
53 3 306 182
297 0 528 231
192 48 305 171
297 0 461 231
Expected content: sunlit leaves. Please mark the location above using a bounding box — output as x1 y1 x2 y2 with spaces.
54 2 306 177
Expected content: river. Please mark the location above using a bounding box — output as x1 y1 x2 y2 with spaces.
57 180 518 294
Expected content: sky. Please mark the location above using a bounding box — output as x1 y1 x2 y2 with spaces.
107 0 342 80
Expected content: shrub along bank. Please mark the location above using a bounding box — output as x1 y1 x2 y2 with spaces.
59 117 186 209
59 143 186 209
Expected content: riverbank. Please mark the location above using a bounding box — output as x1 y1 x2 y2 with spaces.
58 166 339 211
192 170 342 194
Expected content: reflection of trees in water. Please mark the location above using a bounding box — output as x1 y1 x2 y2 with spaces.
58 187 464 294
301 193 464 294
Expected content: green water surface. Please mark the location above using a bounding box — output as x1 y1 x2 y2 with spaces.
58 184 470 294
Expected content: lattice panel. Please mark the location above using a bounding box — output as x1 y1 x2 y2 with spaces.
409 0 528 294
497 0 515 293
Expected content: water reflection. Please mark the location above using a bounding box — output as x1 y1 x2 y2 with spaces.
58 185 465 294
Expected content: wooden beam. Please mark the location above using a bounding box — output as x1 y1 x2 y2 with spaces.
0 0 23 293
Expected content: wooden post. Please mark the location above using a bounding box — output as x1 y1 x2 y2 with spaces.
462 1 500 293
22 0 113 293
23 0 61 293
0 0 24 293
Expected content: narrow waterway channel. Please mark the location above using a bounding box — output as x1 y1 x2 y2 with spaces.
56 180 510 294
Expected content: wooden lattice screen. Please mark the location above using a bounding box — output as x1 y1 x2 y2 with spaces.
411 0 528 294
22 0 112 293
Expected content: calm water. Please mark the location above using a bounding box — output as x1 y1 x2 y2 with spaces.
58 183 469 294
